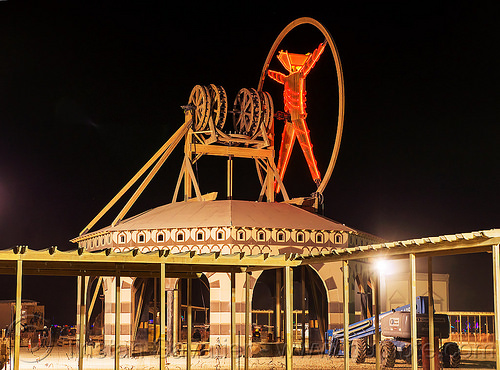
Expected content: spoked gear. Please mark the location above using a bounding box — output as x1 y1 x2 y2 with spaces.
208 84 227 131
259 91 274 138
188 85 211 131
232 88 262 138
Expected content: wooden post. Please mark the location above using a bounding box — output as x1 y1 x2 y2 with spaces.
78 276 88 370
227 155 233 200
230 272 236 370
166 289 174 355
410 254 417 370
173 285 179 355
276 269 281 341
154 277 157 343
342 260 349 370
373 271 380 370
428 257 435 370
160 264 166 370
245 272 251 370
492 244 500 369
13 260 22 370
114 275 121 370
184 131 192 200
187 278 192 370
285 266 293 370
301 266 306 355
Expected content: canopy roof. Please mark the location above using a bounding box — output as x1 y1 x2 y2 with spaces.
77 200 359 240
1 229 498 277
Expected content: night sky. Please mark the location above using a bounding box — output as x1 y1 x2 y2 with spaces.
0 2 498 324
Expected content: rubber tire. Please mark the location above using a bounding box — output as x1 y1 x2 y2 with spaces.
350 338 367 363
402 343 412 364
380 340 396 368
441 342 461 368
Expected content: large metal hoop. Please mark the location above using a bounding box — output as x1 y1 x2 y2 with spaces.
258 17 345 195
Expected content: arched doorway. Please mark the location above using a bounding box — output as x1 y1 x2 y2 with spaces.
252 266 327 353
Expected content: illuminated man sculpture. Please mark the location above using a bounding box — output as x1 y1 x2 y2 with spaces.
268 41 326 189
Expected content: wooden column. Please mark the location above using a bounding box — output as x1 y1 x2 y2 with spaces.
114 275 121 370
342 260 349 370
428 257 435 370
153 278 157 344
276 269 281 341
166 289 174 355
492 244 500 369
230 272 236 369
78 276 88 370
373 271 380 370
301 266 306 355
227 155 233 200
160 263 166 370
285 266 293 370
410 254 417 370
245 272 251 370
13 260 22 370
173 285 179 355
187 278 192 370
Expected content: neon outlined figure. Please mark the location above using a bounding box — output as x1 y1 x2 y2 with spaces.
268 41 326 189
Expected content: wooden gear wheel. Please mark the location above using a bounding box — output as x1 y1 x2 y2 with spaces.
232 88 274 139
188 85 211 131
232 88 261 138
208 84 227 131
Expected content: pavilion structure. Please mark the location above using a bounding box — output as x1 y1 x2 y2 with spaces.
3 17 499 370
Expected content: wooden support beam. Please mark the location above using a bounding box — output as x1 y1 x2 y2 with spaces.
493 244 500 369
173 286 179 355
301 266 306 355
428 257 435 370
132 281 146 345
114 275 121 370
285 266 293 370
187 278 192 370
13 260 22 370
78 276 88 370
342 260 349 370
191 143 273 159
227 155 233 200
373 271 380 370
410 254 417 370
276 269 281 341
81 114 192 234
230 272 236 370
245 272 251 370
88 276 102 325
160 264 166 370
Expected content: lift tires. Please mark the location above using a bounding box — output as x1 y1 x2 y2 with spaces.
401 343 412 364
441 342 461 368
350 338 367 363
380 340 396 368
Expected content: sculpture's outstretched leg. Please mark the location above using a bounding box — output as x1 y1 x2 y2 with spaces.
293 118 321 185
275 121 296 192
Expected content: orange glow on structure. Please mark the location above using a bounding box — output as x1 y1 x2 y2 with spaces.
268 41 326 190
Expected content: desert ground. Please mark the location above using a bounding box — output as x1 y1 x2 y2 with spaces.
11 345 496 369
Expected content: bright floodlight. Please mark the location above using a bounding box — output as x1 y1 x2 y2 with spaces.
375 259 389 275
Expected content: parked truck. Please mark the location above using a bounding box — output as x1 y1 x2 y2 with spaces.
326 296 461 368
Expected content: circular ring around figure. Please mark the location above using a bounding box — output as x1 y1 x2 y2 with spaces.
257 17 345 195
